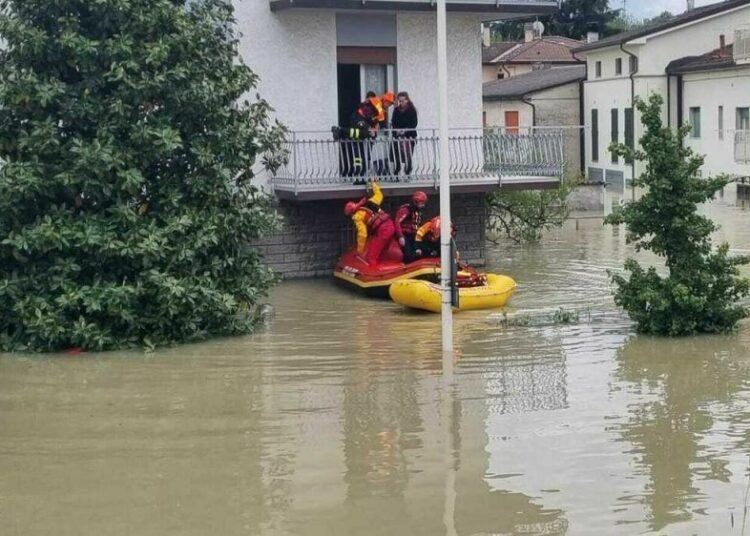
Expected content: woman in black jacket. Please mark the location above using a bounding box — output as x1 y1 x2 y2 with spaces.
390 92 418 176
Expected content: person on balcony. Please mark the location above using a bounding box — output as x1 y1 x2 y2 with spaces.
395 190 427 262
344 181 396 265
414 216 455 258
355 91 395 133
390 92 418 176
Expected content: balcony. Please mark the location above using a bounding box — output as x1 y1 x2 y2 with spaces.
271 128 565 200
269 0 559 17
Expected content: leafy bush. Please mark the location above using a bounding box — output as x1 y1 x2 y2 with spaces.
605 94 749 335
0 0 286 352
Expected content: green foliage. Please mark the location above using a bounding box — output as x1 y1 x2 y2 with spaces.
605 94 750 336
489 0 621 41
0 0 286 352
486 179 575 244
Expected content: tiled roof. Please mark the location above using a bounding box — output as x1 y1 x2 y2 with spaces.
500 37 582 64
482 42 518 63
483 65 586 100
574 0 750 53
667 44 738 73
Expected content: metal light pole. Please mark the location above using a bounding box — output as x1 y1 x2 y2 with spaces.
436 0 454 361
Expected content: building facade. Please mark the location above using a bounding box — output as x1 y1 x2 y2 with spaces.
237 0 562 278
575 0 750 191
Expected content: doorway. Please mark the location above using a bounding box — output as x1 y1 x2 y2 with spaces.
505 111 520 134
337 64 361 127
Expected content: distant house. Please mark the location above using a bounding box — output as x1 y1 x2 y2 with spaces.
667 41 750 178
483 65 586 176
574 0 750 189
482 26 582 83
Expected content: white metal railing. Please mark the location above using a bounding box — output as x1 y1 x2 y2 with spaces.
272 128 565 192
736 130 750 164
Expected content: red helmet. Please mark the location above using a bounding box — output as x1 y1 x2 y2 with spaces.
344 201 359 217
412 191 428 206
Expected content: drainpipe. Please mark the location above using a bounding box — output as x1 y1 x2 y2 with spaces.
620 42 638 199
572 49 587 180
677 74 684 143
501 64 512 80
578 78 585 178
521 94 536 129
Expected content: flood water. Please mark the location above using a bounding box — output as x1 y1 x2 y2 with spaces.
6 188 750 535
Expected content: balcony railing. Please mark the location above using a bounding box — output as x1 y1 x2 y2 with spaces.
270 128 565 196
736 130 750 164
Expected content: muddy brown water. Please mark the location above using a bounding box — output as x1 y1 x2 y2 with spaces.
5 189 750 535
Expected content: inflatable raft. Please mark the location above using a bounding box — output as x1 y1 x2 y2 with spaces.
333 244 442 298
389 273 517 313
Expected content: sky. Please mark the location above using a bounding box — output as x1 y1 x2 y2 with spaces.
618 0 723 19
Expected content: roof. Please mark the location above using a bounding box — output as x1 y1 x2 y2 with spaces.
482 42 517 64
574 0 750 53
667 43 740 73
501 37 582 64
484 36 582 65
483 65 586 100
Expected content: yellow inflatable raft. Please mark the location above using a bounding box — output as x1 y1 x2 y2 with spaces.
389 273 517 313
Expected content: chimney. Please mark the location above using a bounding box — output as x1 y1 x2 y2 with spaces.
524 23 535 43
482 25 491 47
586 31 600 43
687 0 695 11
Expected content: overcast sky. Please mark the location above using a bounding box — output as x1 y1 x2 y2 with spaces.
617 0 723 19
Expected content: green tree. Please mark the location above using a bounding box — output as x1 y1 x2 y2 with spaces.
605 94 749 335
0 0 286 352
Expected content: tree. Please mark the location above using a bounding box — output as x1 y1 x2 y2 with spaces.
0 0 286 352
609 10 674 34
605 94 750 336
486 182 574 244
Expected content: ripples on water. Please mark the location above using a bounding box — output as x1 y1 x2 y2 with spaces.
4 190 750 535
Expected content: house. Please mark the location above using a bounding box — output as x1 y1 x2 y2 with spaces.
574 0 750 192
483 65 586 177
237 1 564 278
482 26 582 83
667 39 750 179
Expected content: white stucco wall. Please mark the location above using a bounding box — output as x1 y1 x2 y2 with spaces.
581 4 750 184
235 2 338 132
683 67 750 178
397 13 483 130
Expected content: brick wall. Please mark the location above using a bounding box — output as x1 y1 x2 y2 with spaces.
252 193 488 279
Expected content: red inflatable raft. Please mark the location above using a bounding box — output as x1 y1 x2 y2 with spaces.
333 239 441 298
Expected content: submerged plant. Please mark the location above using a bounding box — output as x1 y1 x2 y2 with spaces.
0 0 286 351
605 94 750 336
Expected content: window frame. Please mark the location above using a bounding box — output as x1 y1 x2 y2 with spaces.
595 61 602 78
591 109 599 162
689 107 701 139
611 108 619 164
615 58 622 75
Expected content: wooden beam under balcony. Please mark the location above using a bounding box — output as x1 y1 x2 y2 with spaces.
269 0 558 17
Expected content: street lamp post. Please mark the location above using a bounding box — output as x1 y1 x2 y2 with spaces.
436 0 454 365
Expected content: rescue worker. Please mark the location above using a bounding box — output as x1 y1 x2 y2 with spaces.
414 216 455 258
355 91 395 131
395 191 427 262
344 181 396 265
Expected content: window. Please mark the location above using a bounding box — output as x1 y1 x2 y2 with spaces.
738 107 750 131
592 109 599 162
719 106 724 140
689 107 701 138
615 58 622 75
611 108 619 164
629 55 638 74
497 70 505 80
595 61 602 78
624 108 634 164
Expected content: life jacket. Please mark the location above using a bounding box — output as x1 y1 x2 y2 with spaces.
359 200 390 231
356 98 385 126
398 203 422 236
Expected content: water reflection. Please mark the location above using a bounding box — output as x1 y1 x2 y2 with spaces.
614 333 750 532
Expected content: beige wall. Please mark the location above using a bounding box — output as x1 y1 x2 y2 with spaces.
483 81 582 177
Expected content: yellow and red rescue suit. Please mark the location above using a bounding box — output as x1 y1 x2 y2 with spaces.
351 183 396 264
